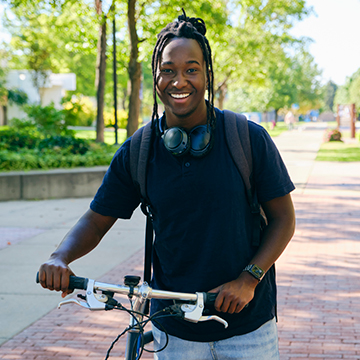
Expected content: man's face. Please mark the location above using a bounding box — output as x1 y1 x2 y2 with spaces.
156 37 207 129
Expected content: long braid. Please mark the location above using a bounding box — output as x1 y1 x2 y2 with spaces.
151 10 215 135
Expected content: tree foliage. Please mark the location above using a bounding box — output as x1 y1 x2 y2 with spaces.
2 0 324 139
334 68 360 115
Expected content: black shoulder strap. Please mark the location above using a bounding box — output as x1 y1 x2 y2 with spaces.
129 122 154 290
223 110 266 247
130 121 153 205
223 110 253 205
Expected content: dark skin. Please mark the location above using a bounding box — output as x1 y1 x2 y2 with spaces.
39 37 296 312
39 209 116 298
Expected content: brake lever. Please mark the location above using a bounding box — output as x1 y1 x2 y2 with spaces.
58 279 107 311
198 315 228 328
181 293 228 328
58 298 90 309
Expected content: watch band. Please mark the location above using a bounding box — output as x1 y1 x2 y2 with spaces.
243 264 265 281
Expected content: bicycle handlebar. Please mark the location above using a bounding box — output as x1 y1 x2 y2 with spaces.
36 272 218 307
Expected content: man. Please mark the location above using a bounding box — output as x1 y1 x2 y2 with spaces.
39 11 295 360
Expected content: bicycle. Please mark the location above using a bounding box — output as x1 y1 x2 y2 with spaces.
36 273 227 360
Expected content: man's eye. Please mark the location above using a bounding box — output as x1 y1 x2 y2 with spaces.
187 69 197 73
161 69 172 73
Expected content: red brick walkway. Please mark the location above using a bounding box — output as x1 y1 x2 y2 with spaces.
1 190 360 359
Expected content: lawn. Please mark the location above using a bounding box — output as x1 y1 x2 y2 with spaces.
316 141 360 161
265 122 288 137
75 128 127 145
316 129 360 162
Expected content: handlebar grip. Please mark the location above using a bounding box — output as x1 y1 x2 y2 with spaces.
36 272 88 290
204 292 218 307
68 276 88 290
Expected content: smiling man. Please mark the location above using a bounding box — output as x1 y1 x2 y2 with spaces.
39 10 295 360
156 37 208 128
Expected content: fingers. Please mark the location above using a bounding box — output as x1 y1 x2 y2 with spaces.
214 292 247 314
38 262 74 296
213 281 253 314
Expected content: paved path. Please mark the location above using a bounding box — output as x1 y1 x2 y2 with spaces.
0 123 360 359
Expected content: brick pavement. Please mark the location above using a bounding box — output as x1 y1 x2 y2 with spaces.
1 187 359 359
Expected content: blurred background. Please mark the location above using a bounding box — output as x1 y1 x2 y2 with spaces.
0 0 359 172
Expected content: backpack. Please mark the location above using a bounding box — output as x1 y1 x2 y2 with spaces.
130 110 267 286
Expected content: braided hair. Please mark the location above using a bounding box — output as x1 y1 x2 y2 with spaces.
151 9 215 135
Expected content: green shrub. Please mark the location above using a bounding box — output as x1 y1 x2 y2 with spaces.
0 127 41 150
103 109 129 129
0 144 116 171
22 103 73 135
324 129 342 142
38 135 90 155
62 95 96 127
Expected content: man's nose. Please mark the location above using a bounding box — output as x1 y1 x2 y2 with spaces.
173 72 187 88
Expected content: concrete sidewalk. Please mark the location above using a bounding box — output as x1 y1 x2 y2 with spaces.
0 123 360 359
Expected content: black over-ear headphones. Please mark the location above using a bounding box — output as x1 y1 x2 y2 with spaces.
161 122 214 158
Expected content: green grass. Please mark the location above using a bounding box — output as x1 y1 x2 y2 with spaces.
261 122 288 137
316 141 360 162
316 125 360 162
75 129 127 145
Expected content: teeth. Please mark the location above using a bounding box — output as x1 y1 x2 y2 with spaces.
171 93 190 99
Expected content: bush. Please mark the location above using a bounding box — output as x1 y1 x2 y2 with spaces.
324 129 342 142
25 103 73 135
62 95 96 127
103 109 129 129
38 136 90 155
0 143 116 171
0 127 41 150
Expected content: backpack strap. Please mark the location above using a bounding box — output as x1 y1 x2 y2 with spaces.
130 121 153 210
129 122 154 290
223 110 266 247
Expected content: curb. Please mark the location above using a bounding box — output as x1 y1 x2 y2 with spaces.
0 166 108 201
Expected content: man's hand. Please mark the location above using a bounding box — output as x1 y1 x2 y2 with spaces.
38 258 75 298
209 272 259 314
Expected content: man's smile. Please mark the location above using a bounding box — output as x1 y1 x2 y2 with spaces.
170 93 191 99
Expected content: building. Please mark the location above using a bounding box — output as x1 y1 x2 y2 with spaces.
0 70 76 125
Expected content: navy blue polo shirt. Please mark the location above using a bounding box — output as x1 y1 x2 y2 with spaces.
91 108 295 342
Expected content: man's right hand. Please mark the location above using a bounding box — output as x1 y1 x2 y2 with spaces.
38 258 75 298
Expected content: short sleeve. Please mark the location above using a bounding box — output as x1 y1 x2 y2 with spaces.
90 138 141 219
249 122 295 204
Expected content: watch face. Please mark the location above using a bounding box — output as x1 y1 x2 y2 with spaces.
252 265 264 278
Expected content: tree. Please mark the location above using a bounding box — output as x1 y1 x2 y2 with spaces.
349 73 360 115
334 68 360 115
212 0 312 110
126 0 142 137
4 0 110 141
322 80 338 112
4 1 98 96
94 0 108 143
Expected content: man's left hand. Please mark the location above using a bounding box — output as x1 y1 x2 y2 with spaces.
209 272 259 314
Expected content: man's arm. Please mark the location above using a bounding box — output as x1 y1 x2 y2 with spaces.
212 193 295 314
38 209 117 298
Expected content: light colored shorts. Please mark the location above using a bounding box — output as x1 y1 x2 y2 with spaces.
152 317 279 360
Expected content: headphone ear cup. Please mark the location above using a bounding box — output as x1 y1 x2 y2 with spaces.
189 125 213 157
162 127 190 156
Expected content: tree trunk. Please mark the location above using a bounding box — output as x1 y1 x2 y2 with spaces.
95 0 107 143
127 0 141 138
217 82 227 110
